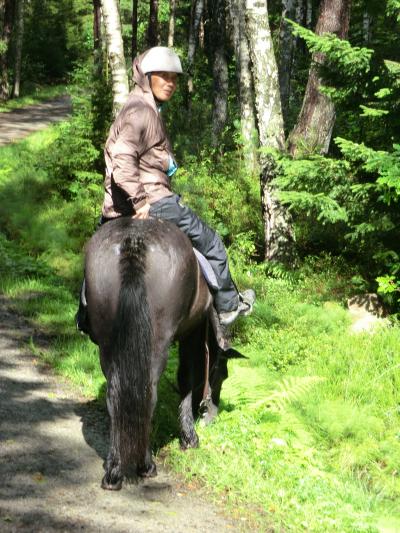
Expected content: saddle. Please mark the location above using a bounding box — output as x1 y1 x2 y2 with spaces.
193 248 219 291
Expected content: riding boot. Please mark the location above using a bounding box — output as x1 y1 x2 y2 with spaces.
218 289 256 326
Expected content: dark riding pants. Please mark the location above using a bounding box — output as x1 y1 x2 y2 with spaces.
148 194 239 313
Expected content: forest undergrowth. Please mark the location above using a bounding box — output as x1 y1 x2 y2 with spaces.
0 124 400 532
0 84 68 112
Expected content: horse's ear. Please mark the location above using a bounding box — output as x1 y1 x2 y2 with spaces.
222 348 248 359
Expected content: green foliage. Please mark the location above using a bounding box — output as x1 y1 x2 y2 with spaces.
336 139 400 203
288 20 373 76
287 19 373 104
0 39 7 55
22 0 92 83
387 0 400 20
173 149 262 248
0 232 53 280
166 273 400 531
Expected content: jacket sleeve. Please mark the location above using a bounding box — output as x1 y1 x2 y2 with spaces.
109 108 148 209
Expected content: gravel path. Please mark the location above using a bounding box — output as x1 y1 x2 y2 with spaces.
0 96 72 146
0 297 241 532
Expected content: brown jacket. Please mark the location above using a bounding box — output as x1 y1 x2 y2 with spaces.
101 53 175 219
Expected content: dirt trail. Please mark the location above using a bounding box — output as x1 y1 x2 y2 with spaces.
0 96 72 146
0 297 242 532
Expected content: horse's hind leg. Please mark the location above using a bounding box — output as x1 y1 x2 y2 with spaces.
102 364 123 490
178 333 202 450
137 346 169 479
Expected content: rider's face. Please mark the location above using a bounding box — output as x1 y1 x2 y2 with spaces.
150 71 178 102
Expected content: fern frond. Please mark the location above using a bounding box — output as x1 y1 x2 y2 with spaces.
252 376 325 412
225 367 324 413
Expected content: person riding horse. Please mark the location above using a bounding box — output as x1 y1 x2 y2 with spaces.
77 46 255 330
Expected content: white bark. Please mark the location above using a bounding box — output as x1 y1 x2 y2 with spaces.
229 0 257 169
245 0 285 151
100 0 129 114
246 0 294 263
168 0 176 47
12 0 24 98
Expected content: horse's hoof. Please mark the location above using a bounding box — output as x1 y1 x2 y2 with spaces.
138 461 157 478
180 434 199 450
200 406 218 426
101 475 122 491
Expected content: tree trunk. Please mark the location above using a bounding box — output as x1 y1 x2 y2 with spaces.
100 0 129 114
93 0 103 77
362 11 371 44
295 0 305 27
168 0 176 47
245 0 285 151
0 0 14 101
187 0 204 101
211 0 228 148
306 0 312 27
278 0 296 128
288 0 351 157
131 0 138 59
228 0 257 169
11 0 23 98
246 0 294 263
147 0 159 48
260 154 295 263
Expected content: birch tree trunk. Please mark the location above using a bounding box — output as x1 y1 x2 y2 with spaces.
147 0 159 48
228 0 257 170
11 0 23 98
246 0 294 263
211 0 228 148
168 0 176 47
0 0 14 101
288 0 351 157
245 0 285 151
100 0 129 114
132 0 138 59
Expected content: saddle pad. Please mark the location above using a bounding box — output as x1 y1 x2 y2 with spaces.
193 248 219 291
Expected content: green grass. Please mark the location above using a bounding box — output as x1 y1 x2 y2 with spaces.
1 128 400 532
0 84 68 112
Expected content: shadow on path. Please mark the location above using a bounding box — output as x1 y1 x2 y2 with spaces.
0 297 242 532
0 95 72 146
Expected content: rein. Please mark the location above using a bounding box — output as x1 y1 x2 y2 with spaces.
199 319 212 416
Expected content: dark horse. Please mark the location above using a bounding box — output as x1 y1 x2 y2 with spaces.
84 216 238 490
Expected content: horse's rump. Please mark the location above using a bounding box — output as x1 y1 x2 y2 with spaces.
85 217 212 346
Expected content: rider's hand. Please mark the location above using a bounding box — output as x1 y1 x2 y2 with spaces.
133 202 151 219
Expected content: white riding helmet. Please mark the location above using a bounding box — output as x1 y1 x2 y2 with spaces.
140 46 183 75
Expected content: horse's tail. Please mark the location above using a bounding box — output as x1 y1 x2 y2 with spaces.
109 233 152 478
